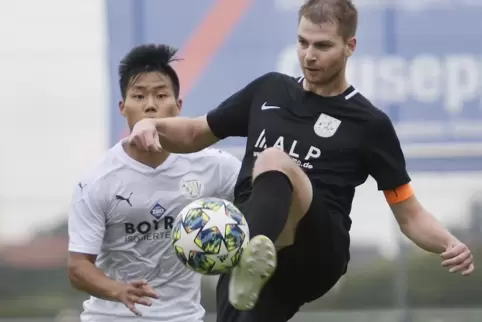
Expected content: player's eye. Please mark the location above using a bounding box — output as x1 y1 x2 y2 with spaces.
315 43 332 50
157 94 168 99
298 39 308 47
133 94 144 100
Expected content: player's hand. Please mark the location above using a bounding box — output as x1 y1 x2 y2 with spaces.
128 119 162 152
440 241 475 276
114 279 159 316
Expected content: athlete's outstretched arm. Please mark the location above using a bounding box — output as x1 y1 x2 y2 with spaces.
389 194 474 276
130 116 219 153
129 72 274 153
364 112 474 276
389 195 457 251
156 116 219 152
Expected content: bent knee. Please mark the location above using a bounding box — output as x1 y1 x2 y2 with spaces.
253 147 295 177
254 147 313 218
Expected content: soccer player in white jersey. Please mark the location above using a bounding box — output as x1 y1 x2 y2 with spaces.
67 44 241 322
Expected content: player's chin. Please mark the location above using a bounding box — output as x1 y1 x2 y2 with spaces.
305 74 325 85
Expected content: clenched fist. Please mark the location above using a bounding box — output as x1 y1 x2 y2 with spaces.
128 119 162 152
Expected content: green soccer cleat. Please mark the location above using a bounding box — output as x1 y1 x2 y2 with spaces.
228 235 277 310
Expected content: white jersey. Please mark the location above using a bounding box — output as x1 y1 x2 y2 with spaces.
68 139 241 322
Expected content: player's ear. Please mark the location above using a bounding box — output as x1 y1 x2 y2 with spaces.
177 98 183 113
345 37 356 57
119 100 127 117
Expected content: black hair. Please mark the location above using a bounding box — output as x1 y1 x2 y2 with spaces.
118 44 181 99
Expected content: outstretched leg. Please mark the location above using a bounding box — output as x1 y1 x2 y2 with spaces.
229 147 313 310
247 147 313 247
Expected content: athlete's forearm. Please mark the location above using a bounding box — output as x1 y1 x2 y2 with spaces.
68 260 123 301
399 210 457 254
153 116 219 153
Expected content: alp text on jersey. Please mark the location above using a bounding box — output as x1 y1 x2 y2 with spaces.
253 129 320 169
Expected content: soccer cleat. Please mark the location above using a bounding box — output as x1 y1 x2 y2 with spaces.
228 235 277 311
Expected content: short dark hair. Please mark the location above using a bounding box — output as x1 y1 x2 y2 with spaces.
298 0 358 40
118 44 181 99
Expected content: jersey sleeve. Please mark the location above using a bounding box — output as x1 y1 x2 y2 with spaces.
363 113 411 191
206 72 274 139
213 149 242 202
68 181 107 255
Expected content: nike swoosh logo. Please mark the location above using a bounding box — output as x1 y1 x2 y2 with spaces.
261 102 280 110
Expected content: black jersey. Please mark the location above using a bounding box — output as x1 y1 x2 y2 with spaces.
206 72 410 231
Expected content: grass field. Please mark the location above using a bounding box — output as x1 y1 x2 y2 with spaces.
1 308 480 322
202 309 482 322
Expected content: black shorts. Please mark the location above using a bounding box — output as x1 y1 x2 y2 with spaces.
216 187 350 322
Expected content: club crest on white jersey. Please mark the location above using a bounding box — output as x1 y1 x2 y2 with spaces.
180 176 203 199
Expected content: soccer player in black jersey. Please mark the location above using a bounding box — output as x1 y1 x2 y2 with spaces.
128 0 474 321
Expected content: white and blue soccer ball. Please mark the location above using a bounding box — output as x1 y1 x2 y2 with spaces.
171 197 249 275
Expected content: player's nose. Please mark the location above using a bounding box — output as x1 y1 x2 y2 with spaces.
144 97 157 113
144 105 157 114
304 47 317 61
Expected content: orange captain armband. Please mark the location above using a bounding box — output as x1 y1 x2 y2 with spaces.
383 184 414 205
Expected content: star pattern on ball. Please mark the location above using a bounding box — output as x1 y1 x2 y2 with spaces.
201 204 238 237
175 220 204 256
172 198 249 275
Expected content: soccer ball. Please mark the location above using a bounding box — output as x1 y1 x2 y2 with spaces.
171 197 250 275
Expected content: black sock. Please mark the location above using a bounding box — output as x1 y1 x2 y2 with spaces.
243 170 293 242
